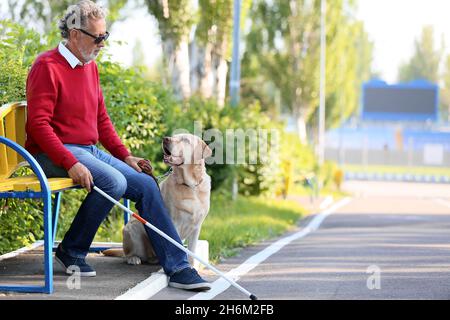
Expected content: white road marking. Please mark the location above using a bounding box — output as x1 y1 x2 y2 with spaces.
189 197 353 300
319 196 334 210
434 198 450 209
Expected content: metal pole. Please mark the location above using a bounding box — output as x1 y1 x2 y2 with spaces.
229 0 241 107
230 0 241 200
318 0 327 165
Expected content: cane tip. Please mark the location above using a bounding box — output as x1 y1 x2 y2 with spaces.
250 294 258 300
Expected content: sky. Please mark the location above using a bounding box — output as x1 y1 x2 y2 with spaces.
104 1 162 68
105 0 450 84
356 0 450 84
2 0 449 83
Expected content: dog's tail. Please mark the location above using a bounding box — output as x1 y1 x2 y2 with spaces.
102 248 125 257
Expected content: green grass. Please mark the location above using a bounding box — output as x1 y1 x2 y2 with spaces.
343 164 450 177
200 196 306 263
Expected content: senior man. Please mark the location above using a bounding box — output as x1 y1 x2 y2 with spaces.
25 0 210 291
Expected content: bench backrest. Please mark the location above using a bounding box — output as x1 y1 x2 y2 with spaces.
0 102 27 180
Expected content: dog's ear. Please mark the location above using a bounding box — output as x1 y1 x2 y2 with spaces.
202 141 212 159
192 137 212 163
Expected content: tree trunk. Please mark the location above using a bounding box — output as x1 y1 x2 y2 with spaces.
191 29 229 107
215 55 228 108
199 41 214 99
162 36 191 100
294 108 308 144
189 40 202 94
214 39 229 108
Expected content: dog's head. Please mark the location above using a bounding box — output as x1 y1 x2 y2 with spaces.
162 134 212 167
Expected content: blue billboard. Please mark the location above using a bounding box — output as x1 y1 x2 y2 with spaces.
361 79 439 121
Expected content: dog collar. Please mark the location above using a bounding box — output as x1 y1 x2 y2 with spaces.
181 178 203 189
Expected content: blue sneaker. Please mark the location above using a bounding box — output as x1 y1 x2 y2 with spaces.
55 245 96 277
168 267 211 291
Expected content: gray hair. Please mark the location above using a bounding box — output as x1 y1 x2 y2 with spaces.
59 1 108 39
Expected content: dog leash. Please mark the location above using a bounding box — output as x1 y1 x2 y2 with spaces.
155 167 173 183
137 159 170 190
137 159 173 183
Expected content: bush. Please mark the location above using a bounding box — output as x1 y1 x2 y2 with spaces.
0 21 48 254
0 20 321 254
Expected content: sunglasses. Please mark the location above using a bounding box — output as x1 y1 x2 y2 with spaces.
76 28 110 44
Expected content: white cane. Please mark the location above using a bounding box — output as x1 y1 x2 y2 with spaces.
93 185 258 300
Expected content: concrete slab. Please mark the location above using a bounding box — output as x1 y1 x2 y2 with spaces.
0 239 211 300
0 246 160 300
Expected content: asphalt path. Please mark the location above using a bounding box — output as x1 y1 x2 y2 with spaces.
152 181 450 300
1 181 449 300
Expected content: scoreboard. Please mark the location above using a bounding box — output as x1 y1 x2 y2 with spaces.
362 80 439 121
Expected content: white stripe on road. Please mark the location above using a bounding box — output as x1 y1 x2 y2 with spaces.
189 197 353 300
319 196 334 210
115 269 168 300
434 198 450 209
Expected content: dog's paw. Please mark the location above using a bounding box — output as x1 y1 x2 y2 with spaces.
126 256 142 265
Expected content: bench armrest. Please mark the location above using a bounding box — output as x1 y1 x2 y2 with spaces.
0 136 51 195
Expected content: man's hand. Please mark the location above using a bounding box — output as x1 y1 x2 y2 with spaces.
68 162 94 192
125 155 145 173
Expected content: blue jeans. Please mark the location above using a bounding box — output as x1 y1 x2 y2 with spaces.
34 144 190 276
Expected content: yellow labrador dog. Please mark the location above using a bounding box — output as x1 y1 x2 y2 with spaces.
107 134 212 266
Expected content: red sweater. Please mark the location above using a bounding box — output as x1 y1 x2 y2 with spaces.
25 47 130 171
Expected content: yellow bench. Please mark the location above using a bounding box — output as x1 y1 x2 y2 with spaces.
0 101 129 294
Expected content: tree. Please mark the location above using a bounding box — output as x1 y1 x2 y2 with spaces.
440 55 450 122
132 38 146 67
5 0 128 33
190 0 252 107
398 25 444 83
310 17 374 132
242 0 319 142
241 0 372 142
144 0 196 100
145 0 251 105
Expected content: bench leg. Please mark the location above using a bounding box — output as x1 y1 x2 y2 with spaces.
123 198 130 225
51 192 62 246
43 191 54 294
0 193 53 294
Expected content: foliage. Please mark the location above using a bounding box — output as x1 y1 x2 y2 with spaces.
0 20 42 105
1 19 316 254
398 26 444 84
201 194 306 263
159 96 310 198
144 0 196 43
98 61 166 153
398 25 450 121
5 0 129 33
242 0 373 137
276 131 317 198
0 168 44 255
441 56 450 122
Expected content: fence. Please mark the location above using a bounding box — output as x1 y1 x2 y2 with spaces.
325 127 450 168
